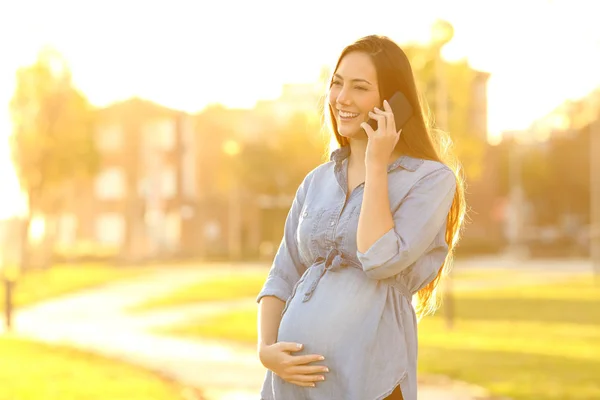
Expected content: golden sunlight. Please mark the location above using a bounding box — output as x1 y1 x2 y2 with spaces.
27 216 45 243
222 140 242 157
0 3 599 400
1 0 599 220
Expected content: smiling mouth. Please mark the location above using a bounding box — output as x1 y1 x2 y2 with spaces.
338 110 360 121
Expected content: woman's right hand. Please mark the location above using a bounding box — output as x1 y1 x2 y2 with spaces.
258 342 329 387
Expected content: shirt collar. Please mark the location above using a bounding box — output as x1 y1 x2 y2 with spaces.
330 145 350 163
330 145 424 172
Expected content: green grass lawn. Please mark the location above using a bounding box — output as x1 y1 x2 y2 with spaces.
0 335 200 400
156 276 600 400
129 267 513 313
1 263 147 309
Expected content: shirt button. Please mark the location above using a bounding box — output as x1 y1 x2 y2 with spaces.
330 221 335 227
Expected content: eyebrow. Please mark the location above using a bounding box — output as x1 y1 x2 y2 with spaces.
333 73 373 86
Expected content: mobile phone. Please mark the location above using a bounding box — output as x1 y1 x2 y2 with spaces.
367 91 413 131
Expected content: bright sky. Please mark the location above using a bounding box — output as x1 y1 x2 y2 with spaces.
0 0 599 218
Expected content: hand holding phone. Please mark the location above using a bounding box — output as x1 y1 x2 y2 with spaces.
367 91 413 131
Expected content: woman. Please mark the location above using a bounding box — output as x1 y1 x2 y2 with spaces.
256 35 466 400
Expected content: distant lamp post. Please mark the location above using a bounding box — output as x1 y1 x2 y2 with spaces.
506 131 533 260
431 19 454 131
222 140 243 261
431 19 455 329
2 265 17 331
505 113 569 262
590 93 600 281
0 217 25 331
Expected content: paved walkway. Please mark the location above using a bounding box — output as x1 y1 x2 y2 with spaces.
9 256 586 400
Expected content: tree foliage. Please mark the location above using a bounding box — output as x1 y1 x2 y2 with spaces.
10 47 98 213
404 44 487 180
235 112 328 195
9 47 99 268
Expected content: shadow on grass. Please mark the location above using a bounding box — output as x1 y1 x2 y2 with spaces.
419 345 600 400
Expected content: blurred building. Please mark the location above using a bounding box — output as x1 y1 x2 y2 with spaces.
255 82 325 125
192 105 259 260
405 43 501 254
53 81 325 262
193 82 324 261
53 74 500 262
56 98 199 261
454 70 506 253
498 88 600 257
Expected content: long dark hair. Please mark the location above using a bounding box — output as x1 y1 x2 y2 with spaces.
325 35 467 319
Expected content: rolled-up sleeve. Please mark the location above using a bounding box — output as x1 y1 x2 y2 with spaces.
256 171 314 303
357 166 456 280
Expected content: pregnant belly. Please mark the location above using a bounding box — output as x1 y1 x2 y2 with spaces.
277 267 387 354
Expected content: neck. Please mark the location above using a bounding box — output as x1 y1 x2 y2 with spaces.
347 137 402 167
348 138 367 168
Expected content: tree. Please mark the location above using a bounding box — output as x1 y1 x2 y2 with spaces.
234 111 328 196
404 44 487 181
9 47 99 269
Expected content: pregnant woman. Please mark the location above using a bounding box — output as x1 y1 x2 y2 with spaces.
256 34 466 400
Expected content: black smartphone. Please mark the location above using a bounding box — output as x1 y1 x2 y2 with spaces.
367 91 413 131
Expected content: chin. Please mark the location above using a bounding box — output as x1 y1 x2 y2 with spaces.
337 123 367 139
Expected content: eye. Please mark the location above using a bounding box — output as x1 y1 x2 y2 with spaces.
331 80 342 87
355 86 368 91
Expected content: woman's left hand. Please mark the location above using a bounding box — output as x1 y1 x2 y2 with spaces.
361 99 402 167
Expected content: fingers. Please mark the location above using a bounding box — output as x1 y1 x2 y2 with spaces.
360 121 376 137
289 365 329 375
288 373 326 387
288 353 326 365
284 361 329 388
381 100 397 133
278 342 304 352
382 99 392 113
289 380 317 388
273 344 329 388
289 373 326 382
366 111 386 137
369 108 393 134
368 111 386 130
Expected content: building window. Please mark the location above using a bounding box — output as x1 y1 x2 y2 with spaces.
96 124 123 152
159 119 176 150
182 149 197 198
474 79 487 106
95 213 124 245
165 210 181 250
143 119 176 151
180 115 197 198
161 166 176 199
57 213 77 245
95 167 125 200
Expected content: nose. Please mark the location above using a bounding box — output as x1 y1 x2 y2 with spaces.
336 85 351 106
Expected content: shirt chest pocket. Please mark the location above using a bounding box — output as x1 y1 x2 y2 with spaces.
296 207 325 259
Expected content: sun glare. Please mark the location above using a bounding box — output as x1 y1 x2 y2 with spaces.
0 0 598 217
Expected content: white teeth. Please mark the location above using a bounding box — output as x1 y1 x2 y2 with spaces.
339 111 359 118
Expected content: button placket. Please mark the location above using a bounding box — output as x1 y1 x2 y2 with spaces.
342 205 358 248
326 204 341 239
309 209 325 257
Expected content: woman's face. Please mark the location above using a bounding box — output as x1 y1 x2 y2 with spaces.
328 51 381 140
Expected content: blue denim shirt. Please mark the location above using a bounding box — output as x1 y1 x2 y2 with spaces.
257 145 456 400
